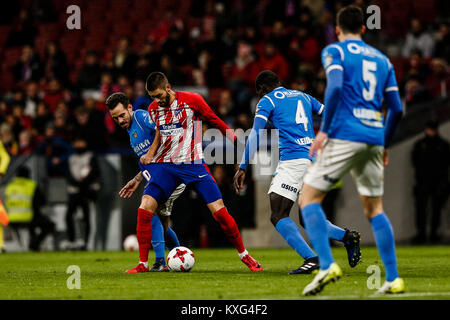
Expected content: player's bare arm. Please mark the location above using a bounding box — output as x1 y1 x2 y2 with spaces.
140 129 161 165
309 131 328 158
119 171 144 199
233 168 246 194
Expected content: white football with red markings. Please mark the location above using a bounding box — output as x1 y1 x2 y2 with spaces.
167 246 195 272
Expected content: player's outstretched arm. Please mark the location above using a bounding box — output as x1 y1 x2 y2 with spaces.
234 116 267 194
119 171 144 198
141 129 161 165
192 93 237 142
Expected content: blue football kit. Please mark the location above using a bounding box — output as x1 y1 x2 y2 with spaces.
240 87 323 170
320 39 402 146
301 38 403 287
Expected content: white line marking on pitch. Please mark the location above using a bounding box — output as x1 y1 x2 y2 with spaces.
259 292 450 300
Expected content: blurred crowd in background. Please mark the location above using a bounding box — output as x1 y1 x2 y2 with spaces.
0 0 449 249
0 0 449 158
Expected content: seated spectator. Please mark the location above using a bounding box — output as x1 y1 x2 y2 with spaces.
425 58 450 98
18 129 34 155
73 105 108 151
160 54 186 85
99 72 120 102
42 79 64 113
24 81 41 118
132 80 152 111
140 41 161 73
6 9 37 47
113 37 137 78
403 18 435 58
434 23 450 63
43 41 68 84
12 45 42 83
259 42 289 82
11 104 32 135
405 49 430 82
404 76 431 106
229 40 260 112
162 25 191 67
194 50 224 87
289 25 320 68
216 90 235 127
77 51 103 92
53 111 73 141
32 102 53 138
268 21 290 57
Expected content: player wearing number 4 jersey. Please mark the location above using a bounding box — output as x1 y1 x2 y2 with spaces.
106 93 186 273
300 5 404 296
234 70 361 275
141 71 261 272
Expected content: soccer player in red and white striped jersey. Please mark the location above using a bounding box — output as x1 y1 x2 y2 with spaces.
138 72 262 271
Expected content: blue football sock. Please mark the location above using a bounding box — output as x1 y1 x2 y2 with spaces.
370 213 399 282
165 227 180 250
151 214 166 265
275 217 316 260
302 203 334 270
326 220 346 242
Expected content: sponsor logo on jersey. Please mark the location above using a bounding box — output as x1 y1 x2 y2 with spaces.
133 139 151 154
281 183 298 193
159 122 184 136
353 108 384 128
295 137 313 146
273 89 302 99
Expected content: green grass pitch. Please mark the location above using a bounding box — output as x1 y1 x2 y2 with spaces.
0 246 449 300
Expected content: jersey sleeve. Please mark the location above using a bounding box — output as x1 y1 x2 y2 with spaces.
190 93 236 141
307 94 325 115
136 110 156 132
383 60 399 94
321 44 344 75
255 96 275 122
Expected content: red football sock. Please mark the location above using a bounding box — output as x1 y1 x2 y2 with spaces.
136 208 154 263
213 207 245 254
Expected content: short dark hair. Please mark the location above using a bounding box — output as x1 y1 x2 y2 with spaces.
145 72 168 92
337 5 364 34
255 70 282 96
105 92 130 110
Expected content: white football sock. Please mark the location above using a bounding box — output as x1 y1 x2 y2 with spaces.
238 250 248 259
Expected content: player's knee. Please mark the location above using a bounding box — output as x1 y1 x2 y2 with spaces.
208 198 225 215
360 196 383 219
270 210 290 227
140 195 159 212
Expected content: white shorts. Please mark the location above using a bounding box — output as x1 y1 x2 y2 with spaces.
268 158 312 202
158 183 186 216
303 138 384 197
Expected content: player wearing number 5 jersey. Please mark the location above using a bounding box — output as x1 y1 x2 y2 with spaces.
106 92 185 273
300 5 404 295
234 70 361 275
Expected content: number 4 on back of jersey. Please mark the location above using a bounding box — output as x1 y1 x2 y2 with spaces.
296 100 308 131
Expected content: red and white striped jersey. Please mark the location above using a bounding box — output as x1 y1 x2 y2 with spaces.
148 91 236 163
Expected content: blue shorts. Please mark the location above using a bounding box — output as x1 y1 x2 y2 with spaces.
140 162 222 205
